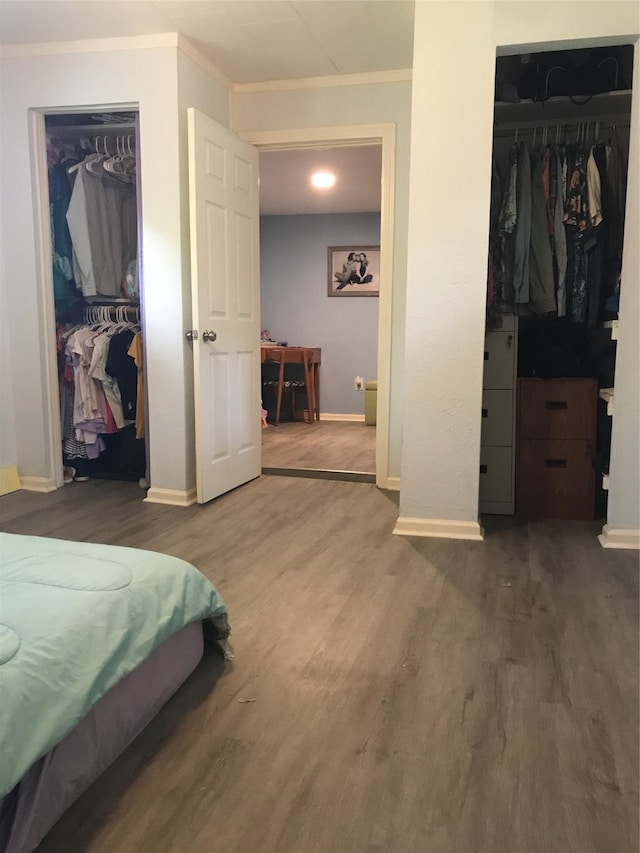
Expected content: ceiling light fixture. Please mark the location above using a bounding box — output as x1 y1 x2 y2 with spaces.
311 171 336 189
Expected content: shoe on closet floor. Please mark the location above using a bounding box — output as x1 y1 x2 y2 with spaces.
63 467 75 484
74 475 90 482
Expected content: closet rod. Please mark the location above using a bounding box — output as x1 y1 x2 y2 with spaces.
47 123 136 135
493 118 630 138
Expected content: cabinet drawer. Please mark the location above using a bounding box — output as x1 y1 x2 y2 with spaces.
518 379 597 440
483 332 516 389
481 390 513 446
517 439 595 499
479 446 513 504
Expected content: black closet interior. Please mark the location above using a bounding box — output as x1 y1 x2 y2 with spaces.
487 44 634 520
46 111 146 486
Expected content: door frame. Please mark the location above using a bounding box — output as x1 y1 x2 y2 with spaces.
28 101 141 492
240 124 396 490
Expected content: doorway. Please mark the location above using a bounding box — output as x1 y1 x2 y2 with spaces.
30 103 145 493
242 124 396 490
483 44 634 525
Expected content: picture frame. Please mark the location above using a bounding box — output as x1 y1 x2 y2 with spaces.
327 245 380 297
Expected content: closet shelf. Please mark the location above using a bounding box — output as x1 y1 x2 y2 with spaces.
603 319 619 340
599 387 615 416
494 89 632 126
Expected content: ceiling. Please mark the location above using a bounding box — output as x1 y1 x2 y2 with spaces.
259 145 382 216
0 1 409 216
0 1 415 84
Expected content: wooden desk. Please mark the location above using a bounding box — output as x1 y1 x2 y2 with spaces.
261 346 321 421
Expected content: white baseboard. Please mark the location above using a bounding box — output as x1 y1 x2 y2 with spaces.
598 525 640 550
383 476 400 491
393 516 484 541
1 466 21 495
19 475 57 493
144 487 197 507
320 413 366 422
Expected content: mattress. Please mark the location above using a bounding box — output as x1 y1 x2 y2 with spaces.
0 621 205 853
0 533 230 799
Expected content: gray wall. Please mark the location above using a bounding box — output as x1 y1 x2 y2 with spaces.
260 213 380 415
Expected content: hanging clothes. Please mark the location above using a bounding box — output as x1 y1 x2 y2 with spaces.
127 332 145 439
66 165 136 299
529 148 556 315
553 148 568 317
512 142 532 304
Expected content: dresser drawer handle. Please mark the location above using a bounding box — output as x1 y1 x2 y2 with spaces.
546 400 568 410
545 459 567 468
480 464 488 474
482 408 488 418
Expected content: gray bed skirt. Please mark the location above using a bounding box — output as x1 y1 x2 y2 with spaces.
0 621 205 853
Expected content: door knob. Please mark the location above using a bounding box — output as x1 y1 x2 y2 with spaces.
202 330 217 342
185 330 198 341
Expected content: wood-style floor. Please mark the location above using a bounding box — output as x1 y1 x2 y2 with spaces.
1 478 638 853
261 420 376 472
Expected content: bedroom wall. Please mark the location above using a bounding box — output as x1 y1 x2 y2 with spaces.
232 79 411 476
399 0 639 538
0 277 17 491
260 213 380 415
0 37 230 499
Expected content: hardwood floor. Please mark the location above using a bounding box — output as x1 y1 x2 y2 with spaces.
261 420 376 472
1 479 638 853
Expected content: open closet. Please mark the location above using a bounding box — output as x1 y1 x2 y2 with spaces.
45 111 146 487
481 45 634 520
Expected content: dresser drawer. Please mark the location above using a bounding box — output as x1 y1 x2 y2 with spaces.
483 331 516 389
479 446 513 504
517 439 595 498
481 390 513 446
518 379 597 440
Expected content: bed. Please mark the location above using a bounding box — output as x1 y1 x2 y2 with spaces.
0 532 231 853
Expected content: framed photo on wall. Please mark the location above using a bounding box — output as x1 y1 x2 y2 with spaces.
327 245 380 297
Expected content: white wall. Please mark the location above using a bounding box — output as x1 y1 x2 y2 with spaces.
608 39 640 533
0 41 230 496
400 0 639 534
232 80 412 477
0 277 16 471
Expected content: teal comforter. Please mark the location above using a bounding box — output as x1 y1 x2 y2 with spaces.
0 533 228 797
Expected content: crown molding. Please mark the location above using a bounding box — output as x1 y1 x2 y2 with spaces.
176 35 233 91
233 68 412 95
0 32 180 59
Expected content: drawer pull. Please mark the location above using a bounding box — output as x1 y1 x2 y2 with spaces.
480 464 488 474
482 408 488 418
484 351 489 361
546 400 568 410
545 459 567 468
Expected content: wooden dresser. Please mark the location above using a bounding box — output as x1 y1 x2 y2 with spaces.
516 378 597 520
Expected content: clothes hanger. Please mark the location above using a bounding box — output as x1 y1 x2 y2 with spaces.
67 137 101 174
86 136 110 175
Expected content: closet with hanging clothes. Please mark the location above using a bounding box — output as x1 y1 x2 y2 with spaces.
46 111 147 486
485 45 634 519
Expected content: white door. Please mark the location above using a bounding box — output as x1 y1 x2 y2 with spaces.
188 108 261 504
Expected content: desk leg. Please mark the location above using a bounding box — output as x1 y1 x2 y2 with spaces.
314 365 320 420
302 360 314 424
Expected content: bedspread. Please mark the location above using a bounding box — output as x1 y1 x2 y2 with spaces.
0 533 228 797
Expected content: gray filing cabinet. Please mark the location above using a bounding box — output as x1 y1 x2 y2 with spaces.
480 315 517 514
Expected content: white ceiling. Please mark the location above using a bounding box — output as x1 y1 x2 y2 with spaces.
0 1 415 84
259 145 382 215
0 1 410 215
